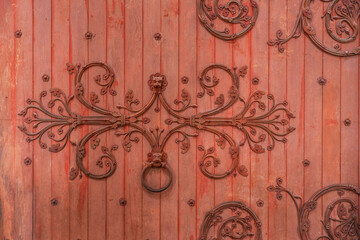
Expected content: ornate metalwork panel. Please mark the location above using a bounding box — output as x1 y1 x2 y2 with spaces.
18 62 295 193
268 0 360 57
198 0 259 40
199 201 262 240
268 178 360 240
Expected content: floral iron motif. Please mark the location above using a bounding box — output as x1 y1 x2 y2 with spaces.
199 201 262 240
268 0 360 57
268 177 360 240
198 0 259 40
18 62 295 193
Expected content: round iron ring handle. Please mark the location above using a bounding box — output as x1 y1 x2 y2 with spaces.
141 164 172 193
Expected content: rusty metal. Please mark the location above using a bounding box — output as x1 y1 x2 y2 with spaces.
24 157 32 166
18 62 295 193
302 159 310 167
198 0 258 40
268 177 360 240
119 198 127 206
344 118 352 126
187 199 196 207
42 74 50 82
252 77 259 85
199 201 262 240
14 30 22 38
268 0 360 57
85 32 93 40
256 199 264 207
181 76 189 84
51 198 58 206
153 33 162 41
318 77 327 85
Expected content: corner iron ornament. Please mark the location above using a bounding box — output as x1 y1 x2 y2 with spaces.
18 62 295 192
268 0 360 57
198 0 259 40
268 178 360 240
199 201 262 240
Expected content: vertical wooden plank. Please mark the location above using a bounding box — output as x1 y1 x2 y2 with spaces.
51 0 70 239
88 0 107 239
33 0 52 238
322 0 341 236
13 0 33 239
249 1 268 239
196 1 215 239
0 0 13 118
106 0 125 239
124 0 143 239
0 119 15 240
69 0 89 239
250 0 269 238
142 0 161 239
160 0 179 239
214 2 233 207
304 1 323 237
0 2 14 238
179 0 197 239
269 0 287 238
341 47 359 185
232 8 251 212
286 0 305 239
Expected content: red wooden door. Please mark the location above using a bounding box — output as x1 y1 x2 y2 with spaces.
0 0 359 240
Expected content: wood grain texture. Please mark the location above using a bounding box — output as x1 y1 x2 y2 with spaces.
33 0 52 239
69 0 88 239
0 1 358 240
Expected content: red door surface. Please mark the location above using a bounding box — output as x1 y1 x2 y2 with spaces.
0 0 359 239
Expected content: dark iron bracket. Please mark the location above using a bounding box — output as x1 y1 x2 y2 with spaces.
198 0 258 40
268 178 360 240
199 201 262 240
268 0 360 57
19 62 295 193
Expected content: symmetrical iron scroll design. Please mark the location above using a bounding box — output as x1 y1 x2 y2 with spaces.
199 201 262 240
268 0 360 57
268 178 360 240
18 61 295 192
198 0 259 40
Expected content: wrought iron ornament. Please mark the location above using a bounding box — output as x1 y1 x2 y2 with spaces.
199 201 262 240
269 0 360 56
18 62 295 192
268 178 360 240
198 0 258 40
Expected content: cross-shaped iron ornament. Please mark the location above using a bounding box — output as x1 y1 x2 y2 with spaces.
18 62 296 192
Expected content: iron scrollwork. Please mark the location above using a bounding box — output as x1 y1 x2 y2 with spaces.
268 0 360 57
18 61 295 193
268 178 360 240
198 0 259 40
199 201 262 240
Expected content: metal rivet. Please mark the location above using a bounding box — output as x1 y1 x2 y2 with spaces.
252 77 259 85
51 198 58 206
187 199 195 207
181 76 189 84
303 159 310 167
337 190 344 197
154 33 162 41
334 44 341 50
119 198 127 206
24 157 32 166
344 119 351 126
42 74 50 82
256 199 264 207
14 30 22 38
318 77 327 86
85 32 93 40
